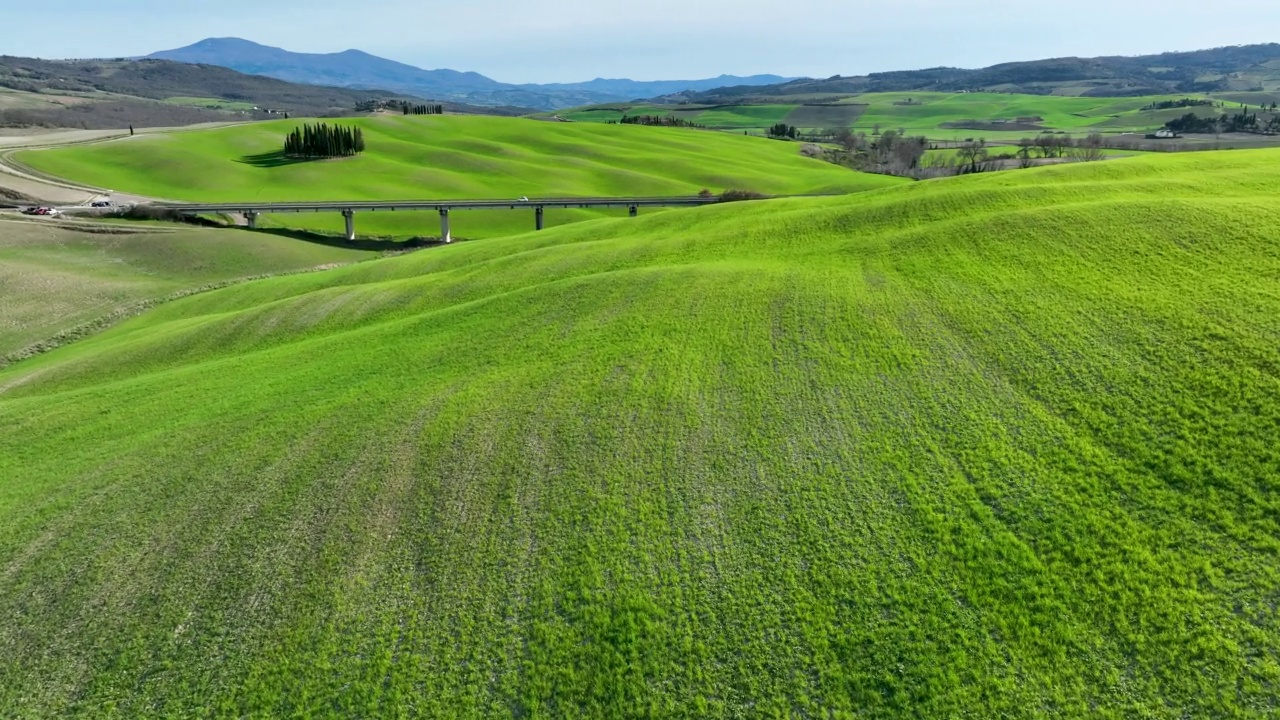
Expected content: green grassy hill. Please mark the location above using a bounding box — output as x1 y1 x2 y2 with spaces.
0 218 380 359
17 116 904 239
3 150 1280 716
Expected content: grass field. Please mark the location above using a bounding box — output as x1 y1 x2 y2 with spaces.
0 88 100 110
17 115 903 239
554 91 1260 141
0 218 378 358
3 149 1280 716
165 96 259 111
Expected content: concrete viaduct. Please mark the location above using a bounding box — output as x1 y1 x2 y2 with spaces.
159 196 728 242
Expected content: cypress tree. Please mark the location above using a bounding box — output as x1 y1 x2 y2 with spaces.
283 122 364 158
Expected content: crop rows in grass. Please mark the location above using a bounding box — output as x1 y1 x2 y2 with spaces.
0 219 376 357
3 150 1280 715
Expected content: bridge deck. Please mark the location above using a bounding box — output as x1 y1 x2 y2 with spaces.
161 196 725 214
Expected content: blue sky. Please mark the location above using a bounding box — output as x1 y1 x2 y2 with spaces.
9 0 1280 83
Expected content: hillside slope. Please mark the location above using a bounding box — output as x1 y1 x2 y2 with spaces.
0 218 379 358
670 43 1280 101
0 55 519 130
18 115 903 238
3 151 1280 716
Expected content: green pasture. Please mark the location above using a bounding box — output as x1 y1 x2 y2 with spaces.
691 104 795 128
0 218 376 357
18 115 902 238
165 96 259 111
782 103 866 129
562 103 815 131
3 149 1280 716
849 92 1206 135
558 91 1250 141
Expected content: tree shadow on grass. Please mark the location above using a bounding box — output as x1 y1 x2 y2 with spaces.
234 151 317 168
252 227 461 252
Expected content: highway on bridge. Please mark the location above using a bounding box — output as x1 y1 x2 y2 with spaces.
158 195 730 241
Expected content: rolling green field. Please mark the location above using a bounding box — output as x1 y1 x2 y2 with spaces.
0 218 378 358
555 91 1257 141
3 150 1280 716
17 116 903 239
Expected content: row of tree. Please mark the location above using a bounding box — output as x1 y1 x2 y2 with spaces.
1011 133 1096 159
402 102 445 115
1164 109 1280 135
283 123 366 158
810 127 1115 179
353 99 446 114
612 114 706 128
1143 98 1214 111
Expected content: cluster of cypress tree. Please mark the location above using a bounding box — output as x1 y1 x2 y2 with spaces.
613 114 705 129
403 102 445 115
283 123 366 158
768 123 799 139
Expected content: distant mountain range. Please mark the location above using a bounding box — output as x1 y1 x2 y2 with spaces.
147 38 794 110
0 54 521 131
659 44 1280 103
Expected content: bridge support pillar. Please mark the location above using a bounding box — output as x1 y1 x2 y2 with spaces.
535 206 545 231
629 205 638 218
342 209 355 241
244 211 260 229
439 208 451 243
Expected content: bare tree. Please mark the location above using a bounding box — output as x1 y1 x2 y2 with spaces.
957 138 989 174
1016 138 1035 168
828 126 857 153
917 152 957 179
1033 134 1054 159
1077 133 1106 162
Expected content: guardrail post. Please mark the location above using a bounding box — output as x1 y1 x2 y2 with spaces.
439 208 451 243
629 205 638 218
243 211 259 229
342 209 355 241
535 206 545 231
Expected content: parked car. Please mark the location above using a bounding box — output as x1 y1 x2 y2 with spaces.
90 200 113 208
